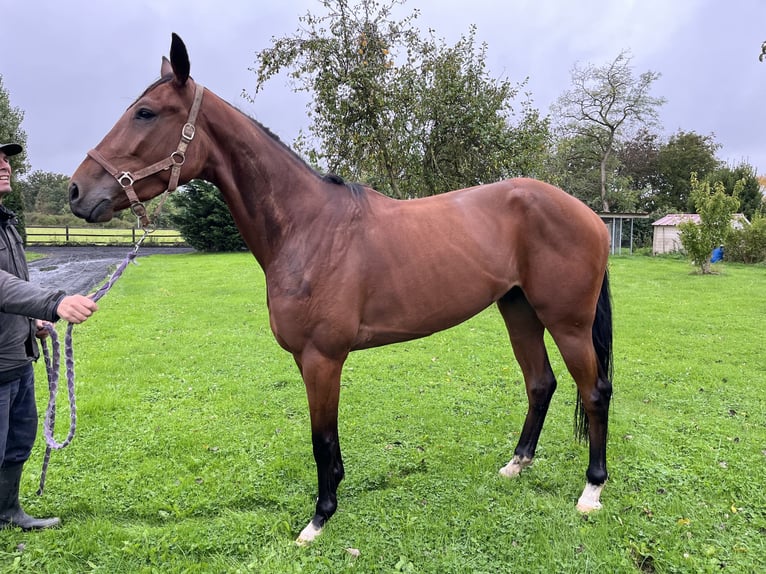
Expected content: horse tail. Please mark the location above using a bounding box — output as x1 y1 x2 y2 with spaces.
575 269 614 442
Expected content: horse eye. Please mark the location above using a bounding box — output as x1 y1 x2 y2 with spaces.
135 108 156 121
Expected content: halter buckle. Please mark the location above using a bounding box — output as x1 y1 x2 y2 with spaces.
130 201 148 219
181 122 196 141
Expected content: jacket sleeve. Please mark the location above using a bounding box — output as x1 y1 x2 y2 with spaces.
0 268 66 322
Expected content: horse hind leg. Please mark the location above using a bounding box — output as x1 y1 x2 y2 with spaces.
496 289 557 479
549 325 612 512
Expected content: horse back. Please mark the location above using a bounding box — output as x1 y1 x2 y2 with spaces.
347 178 608 348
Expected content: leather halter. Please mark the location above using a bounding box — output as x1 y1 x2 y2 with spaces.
87 82 205 228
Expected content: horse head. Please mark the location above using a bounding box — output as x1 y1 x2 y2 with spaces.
69 34 205 223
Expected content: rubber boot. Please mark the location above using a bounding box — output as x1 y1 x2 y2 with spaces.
0 462 60 530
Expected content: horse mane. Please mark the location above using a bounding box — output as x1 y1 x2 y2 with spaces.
321 173 366 196
246 114 367 197
136 76 174 100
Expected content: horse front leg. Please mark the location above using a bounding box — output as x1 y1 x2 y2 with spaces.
499 359 557 478
294 345 347 545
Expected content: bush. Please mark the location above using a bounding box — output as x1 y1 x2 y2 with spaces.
725 213 766 264
168 180 246 252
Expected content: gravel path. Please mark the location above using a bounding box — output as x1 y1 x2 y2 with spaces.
27 246 194 295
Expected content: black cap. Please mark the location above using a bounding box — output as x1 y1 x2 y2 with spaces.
0 143 23 157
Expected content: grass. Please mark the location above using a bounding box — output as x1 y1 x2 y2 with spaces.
25 226 186 247
1 253 764 573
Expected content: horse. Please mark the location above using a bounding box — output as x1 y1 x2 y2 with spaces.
69 34 613 545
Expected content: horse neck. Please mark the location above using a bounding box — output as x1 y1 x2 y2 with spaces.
197 91 328 268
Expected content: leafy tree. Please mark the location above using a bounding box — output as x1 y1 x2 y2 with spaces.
251 0 549 198
0 75 29 235
655 131 720 213
617 128 662 212
552 50 665 211
168 180 246 252
414 28 551 193
707 162 760 220
548 134 605 209
16 170 71 214
679 172 741 274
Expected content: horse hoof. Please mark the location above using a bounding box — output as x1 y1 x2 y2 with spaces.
576 499 603 513
295 521 323 546
499 455 533 478
576 482 604 512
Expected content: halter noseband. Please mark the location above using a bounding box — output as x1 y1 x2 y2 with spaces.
87 82 205 228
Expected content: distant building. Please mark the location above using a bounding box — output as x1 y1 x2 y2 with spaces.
652 213 749 254
598 213 651 254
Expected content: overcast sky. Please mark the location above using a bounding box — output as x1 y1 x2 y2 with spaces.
4 0 765 179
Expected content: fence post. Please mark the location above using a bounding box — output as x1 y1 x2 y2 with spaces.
65 225 70 243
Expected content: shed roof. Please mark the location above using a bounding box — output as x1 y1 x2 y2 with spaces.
653 214 699 226
652 213 749 226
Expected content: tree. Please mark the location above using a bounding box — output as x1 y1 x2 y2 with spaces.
413 28 551 193
251 0 549 198
678 172 741 274
655 131 720 213
707 162 760 220
168 180 246 252
617 128 661 211
0 75 29 235
547 134 605 209
552 50 665 211
15 170 71 214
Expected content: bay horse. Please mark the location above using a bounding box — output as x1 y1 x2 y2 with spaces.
69 34 613 544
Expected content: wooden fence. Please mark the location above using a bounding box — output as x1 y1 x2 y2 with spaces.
25 226 187 247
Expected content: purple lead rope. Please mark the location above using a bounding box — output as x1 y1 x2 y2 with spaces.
37 245 142 495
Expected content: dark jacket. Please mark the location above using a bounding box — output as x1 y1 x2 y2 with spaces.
0 206 65 374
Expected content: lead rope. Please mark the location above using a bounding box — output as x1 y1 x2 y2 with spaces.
37 232 151 495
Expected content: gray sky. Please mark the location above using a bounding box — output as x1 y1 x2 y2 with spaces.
4 0 766 178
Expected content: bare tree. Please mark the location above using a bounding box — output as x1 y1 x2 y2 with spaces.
552 50 665 211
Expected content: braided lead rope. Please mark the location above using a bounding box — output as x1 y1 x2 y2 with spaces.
37 236 148 495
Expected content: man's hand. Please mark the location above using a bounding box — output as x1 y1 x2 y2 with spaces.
56 295 98 324
35 320 53 339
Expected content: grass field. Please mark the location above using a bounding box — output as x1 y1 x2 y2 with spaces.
1 254 764 573
25 226 186 247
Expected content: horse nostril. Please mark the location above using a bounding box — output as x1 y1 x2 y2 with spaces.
68 182 79 202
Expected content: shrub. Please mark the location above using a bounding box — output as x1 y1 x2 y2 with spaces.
168 180 246 252
725 212 766 263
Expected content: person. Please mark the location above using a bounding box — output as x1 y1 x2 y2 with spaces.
0 142 98 530
711 244 724 264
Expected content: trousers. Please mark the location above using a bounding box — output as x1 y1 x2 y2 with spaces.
0 363 37 468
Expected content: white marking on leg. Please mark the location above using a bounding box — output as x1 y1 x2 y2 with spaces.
499 455 533 478
295 521 323 546
576 482 604 512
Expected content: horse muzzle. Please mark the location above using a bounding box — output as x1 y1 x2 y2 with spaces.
68 180 116 223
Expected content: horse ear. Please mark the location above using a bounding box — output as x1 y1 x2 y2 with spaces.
161 56 173 78
169 33 190 86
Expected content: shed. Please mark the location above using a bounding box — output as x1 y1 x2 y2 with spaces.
598 213 651 254
652 213 749 254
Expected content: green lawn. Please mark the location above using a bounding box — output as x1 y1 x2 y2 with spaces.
1 254 764 573
25 226 185 247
